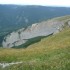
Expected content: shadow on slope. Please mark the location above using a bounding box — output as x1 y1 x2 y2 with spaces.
13 33 53 48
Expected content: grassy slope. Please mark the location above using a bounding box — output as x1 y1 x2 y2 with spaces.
0 27 70 70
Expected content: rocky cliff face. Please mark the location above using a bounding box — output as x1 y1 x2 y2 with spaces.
2 16 70 48
2 21 63 48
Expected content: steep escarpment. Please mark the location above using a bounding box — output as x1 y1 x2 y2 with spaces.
2 15 70 48
1 5 70 47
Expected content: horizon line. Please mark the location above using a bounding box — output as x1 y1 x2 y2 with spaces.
0 4 70 8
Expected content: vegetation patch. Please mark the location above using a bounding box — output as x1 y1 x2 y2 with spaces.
0 28 70 70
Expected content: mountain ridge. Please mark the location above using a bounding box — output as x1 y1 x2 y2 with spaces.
0 5 70 32
2 15 70 48
1 5 70 45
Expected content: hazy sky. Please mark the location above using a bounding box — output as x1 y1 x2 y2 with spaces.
0 0 70 7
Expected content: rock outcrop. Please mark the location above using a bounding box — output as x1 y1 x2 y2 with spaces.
2 20 65 48
2 16 70 48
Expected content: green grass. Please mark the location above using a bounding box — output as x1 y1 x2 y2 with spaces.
0 27 70 70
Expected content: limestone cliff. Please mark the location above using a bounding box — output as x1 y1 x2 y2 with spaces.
2 16 70 48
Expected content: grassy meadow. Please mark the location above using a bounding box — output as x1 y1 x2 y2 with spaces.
0 27 70 70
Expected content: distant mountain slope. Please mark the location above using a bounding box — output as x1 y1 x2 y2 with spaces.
2 15 70 48
0 27 70 70
0 5 70 32
0 5 70 45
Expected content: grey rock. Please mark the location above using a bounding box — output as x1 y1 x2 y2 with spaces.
2 20 65 48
